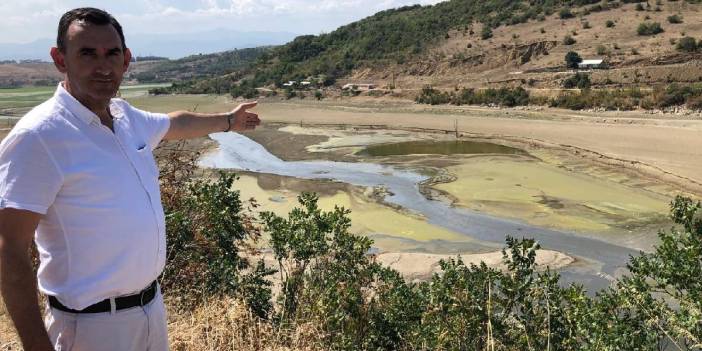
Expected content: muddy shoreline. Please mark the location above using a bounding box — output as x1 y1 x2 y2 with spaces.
227 120 677 251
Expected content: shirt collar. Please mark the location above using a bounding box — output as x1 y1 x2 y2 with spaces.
54 82 124 126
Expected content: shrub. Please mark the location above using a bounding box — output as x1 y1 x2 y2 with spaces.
559 8 574 19
676 36 698 52
596 45 609 55
635 3 645 11
667 14 683 24
155 145 702 350
606 20 615 28
159 156 273 314
563 35 577 45
481 26 493 40
314 90 324 100
582 21 591 29
454 87 530 107
563 73 591 89
415 87 451 105
416 87 530 107
637 22 664 36
550 88 644 111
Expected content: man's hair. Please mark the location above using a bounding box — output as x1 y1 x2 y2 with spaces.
56 8 126 52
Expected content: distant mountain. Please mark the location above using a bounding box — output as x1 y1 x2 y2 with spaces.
126 29 297 59
127 47 273 84
0 28 298 61
0 39 54 61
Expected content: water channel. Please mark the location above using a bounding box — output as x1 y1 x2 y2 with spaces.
200 132 640 292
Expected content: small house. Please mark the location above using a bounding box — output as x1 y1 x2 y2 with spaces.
342 83 376 91
578 59 606 70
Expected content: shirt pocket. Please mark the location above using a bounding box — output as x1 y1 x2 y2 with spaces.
135 143 159 179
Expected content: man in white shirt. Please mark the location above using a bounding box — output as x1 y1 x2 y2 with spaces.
0 7 260 351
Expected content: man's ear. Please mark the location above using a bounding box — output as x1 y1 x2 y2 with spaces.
50 47 67 73
123 48 132 70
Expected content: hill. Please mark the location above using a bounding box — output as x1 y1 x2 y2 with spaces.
158 0 702 105
126 47 272 84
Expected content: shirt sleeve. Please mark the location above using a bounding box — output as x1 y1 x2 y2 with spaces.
0 129 63 214
126 104 171 151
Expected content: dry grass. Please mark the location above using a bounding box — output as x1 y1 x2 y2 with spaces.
168 298 324 351
1 295 327 350
0 299 20 350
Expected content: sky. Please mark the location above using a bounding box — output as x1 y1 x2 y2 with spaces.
0 0 445 45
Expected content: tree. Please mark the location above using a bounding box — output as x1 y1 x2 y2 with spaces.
565 51 582 69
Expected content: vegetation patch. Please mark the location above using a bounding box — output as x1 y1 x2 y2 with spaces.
416 86 530 107
637 22 664 36
156 144 701 350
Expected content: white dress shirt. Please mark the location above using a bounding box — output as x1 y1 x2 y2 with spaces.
0 83 170 310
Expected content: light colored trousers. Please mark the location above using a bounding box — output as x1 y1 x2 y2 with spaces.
44 289 168 351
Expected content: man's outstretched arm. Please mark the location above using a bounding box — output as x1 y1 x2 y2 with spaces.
164 101 260 140
0 208 53 351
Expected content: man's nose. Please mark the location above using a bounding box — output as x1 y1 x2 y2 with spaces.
94 57 112 75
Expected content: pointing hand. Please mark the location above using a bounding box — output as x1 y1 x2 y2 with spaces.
228 101 261 132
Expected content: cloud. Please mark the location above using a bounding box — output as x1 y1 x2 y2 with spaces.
0 0 446 44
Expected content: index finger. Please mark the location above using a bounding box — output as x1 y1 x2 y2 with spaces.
240 101 258 110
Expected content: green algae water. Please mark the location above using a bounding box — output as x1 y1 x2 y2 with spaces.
359 140 527 157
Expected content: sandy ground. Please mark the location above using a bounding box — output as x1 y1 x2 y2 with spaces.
253 99 702 196
375 250 574 281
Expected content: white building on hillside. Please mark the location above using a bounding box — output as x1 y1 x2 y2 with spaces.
578 59 606 69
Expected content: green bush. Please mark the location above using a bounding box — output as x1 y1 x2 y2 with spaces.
481 26 493 40
416 87 530 107
550 88 644 110
257 193 702 350
676 36 698 52
563 73 591 89
160 165 273 315
606 20 615 28
159 149 702 349
637 22 664 36
668 14 683 24
565 51 582 69
559 8 574 19
415 87 451 105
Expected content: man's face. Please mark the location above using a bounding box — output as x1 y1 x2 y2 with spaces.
51 21 131 106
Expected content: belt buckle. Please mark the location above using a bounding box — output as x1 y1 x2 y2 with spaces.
139 288 147 307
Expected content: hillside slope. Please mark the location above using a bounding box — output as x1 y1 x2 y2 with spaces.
164 0 702 98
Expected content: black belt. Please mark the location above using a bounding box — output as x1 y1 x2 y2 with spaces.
48 280 158 314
